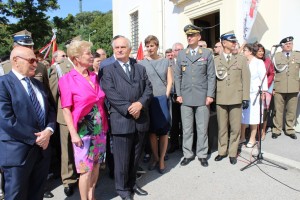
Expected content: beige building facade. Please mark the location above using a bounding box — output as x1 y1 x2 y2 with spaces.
112 0 300 54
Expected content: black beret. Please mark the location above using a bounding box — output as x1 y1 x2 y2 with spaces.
184 24 202 35
280 36 294 44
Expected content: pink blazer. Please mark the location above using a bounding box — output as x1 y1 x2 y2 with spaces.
58 69 108 132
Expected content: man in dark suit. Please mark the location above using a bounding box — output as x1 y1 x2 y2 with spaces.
0 46 56 200
99 35 138 179
101 36 153 200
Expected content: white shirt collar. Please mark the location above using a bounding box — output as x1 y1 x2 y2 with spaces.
12 69 27 81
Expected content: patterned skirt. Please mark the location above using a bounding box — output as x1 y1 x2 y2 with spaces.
74 105 106 174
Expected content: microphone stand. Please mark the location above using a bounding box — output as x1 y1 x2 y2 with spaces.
240 45 287 171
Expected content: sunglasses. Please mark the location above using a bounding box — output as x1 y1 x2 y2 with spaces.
15 56 38 64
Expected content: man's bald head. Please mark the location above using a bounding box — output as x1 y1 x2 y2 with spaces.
10 46 38 77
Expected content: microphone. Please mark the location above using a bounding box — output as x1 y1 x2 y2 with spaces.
273 44 282 47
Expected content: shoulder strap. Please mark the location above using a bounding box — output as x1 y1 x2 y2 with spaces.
146 58 167 87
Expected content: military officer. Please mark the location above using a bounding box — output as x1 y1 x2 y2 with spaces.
175 24 216 167
272 36 299 139
0 30 50 90
214 31 250 165
48 45 78 197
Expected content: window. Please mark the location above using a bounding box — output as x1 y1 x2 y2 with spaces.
130 11 139 53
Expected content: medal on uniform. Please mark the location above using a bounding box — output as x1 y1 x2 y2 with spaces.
182 66 186 72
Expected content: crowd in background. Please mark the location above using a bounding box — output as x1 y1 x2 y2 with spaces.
0 24 299 200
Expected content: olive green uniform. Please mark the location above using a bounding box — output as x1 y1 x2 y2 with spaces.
214 54 250 157
272 51 300 135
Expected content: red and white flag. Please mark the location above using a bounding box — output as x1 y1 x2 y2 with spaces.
243 0 259 41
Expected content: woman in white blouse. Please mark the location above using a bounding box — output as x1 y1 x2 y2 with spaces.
240 43 268 148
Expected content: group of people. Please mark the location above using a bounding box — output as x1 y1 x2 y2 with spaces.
0 23 299 200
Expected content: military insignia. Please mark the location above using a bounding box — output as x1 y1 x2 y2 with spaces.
199 58 207 61
182 66 186 72
198 48 202 54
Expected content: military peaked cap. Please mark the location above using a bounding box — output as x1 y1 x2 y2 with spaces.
13 29 34 46
220 31 238 42
184 24 202 35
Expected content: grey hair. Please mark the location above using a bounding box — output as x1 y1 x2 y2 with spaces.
111 36 132 49
172 42 184 51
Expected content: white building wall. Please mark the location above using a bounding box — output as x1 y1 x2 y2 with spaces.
113 0 300 53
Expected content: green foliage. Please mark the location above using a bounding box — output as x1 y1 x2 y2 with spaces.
0 24 12 57
53 11 113 56
0 1 112 59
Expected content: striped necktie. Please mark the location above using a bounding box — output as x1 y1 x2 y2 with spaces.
24 77 45 128
123 63 131 79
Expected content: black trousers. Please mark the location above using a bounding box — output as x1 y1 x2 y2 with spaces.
169 101 182 147
112 132 145 198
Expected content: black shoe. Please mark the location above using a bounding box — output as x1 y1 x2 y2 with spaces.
122 196 133 200
167 145 179 154
136 173 143 180
180 157 195 166
198 158 208 167
64 185 74 197
143 154 151 163
214 155 227 161
134 186 148 196
287 134 297 139
272 133 281 139
43 191 54 198
229 157 237 165
137 166 146 174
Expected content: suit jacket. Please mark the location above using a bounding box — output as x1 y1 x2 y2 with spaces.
175 48 216 106
101 60 153 134
48 59 73 124
99 56 137 80
273 51 300 93
214 54 250 105
0 71 56 166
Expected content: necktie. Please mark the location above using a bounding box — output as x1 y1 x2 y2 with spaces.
227 55 231 64
123 63 131 79
286 52 290 59
24 77 45 128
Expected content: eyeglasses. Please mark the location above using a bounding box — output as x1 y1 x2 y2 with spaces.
214 46 221 48
15 56 38 64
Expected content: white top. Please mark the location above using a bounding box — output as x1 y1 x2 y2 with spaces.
248 57 268 94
